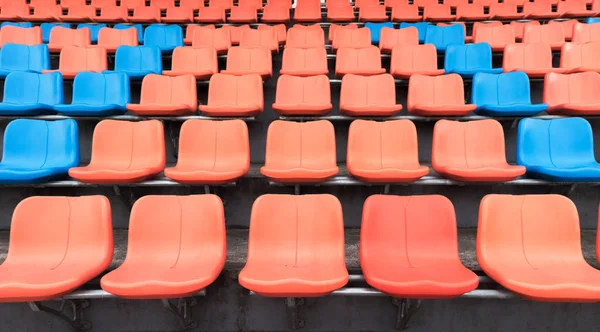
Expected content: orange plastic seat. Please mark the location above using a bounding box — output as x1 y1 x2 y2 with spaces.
473 25 515 52
523 23 566 50
0 196 113 302
268 0 293 9
328 23 358 43
293 1 322 22
58 0 86 6
391 5 421 22
549 19 578 41
47 27 91 53
359 5 388 22
408 74 475 116
60 5 97 22
257 24 287 44
560 41 600 73
489 3 523 20
456 4 489 20
192 26 231 54
572 21 600 43
210 0 233 10
262 120 339 182
220 24 250 45
228 6 258 22
196 6 226 23
29 4 63 21
129 5 161 23
390 44 444 79
385 0 408 9
327 0 350 8
354 0 379 8
503 43 568 78
0 3 30 20
239 28 278 53
261 4 291 23
543 72 600 115
286 25 324 48
432 120 525 182
96 5 129 22
272 75 332 115
340 74 403 116
280 47 328 76
361 195 478 298
199 73 264 116
222 46 272 80
162 6 195 22
336 46 385 78
121 0 145 8
92 0 118 7
238 0 263 10
523 1 558 18
163 46 218 79
557 0 590 17
126 74 197 116
332 27 371 50
68 120 165 184
0 26 42 48
97 27 138 53
164 120 249 184
181 0 205 9
184 24 215 45
101 195 226 299
478 194 600 302
43 46 107 79
509 20 540 41
423 4 455 21
470 21 502 41
239 194 348 297
327 4 355 22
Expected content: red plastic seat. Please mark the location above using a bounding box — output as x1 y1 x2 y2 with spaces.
280 47 328 76
121 0 145 8
361 194 478 298
340 74 403 116
557 0 590 17
572 21 600 43
101 195 226 299
219 25 250 45
359 5 388 22
59 0 86 7
91 0 118 7
423 4 455 21
408 74 475 116
470 21 502 41
196 6 226 23
96 5 129 22
261 4 291 23
523 1 558 18
47 27 91 53
327 4 355 22
543 72 600 115
127 74 197 116
335 46 386 78
385 0 408 9
164 46 218 79
162 6 195 22
181 0 204 8
472 25 515 52
44 46 107 79
332 27 371 51
273 75 332 115
68 120 166 184
210 0 233 10
523 23 565 50
129 6 161 23
228 6 258 22
509 20 540 41
503 43 568 78
0 196 113 302
432 120 526 182
354 0 379 8
294 0 322 22
489 3 523 20
184 24 215 45
0 26 42 48
327 0 350 8
222 46 272 80
391 5 421 22
239 194 348 297
478 194 600 302
239 28 279 53
192 26 231 54
199 73 264 116
0 3 30 20
257 24 287 44
97 27 138 53
29 4 63 21
286 25 325 48
328 23 358 43
560 41 600 73
390 44 444 79
60 5 97 22
268 0 293 8
262 120 339 182
548 19 578 41
456 4 489 20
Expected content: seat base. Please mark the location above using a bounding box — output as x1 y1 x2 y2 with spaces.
348 166 430 183
409 104 476 116
54 105 127 116
261 166 339 183
474 104 547 117
164 167 247 184
436 165 526 182
199 105 262 117
340 104 403 116
525 165 600 182
273 103 333 116
126 104 196 116
68 168 161 184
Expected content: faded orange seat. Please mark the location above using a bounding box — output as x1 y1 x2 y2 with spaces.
560 42 600 73
220 24 250 45
0 26 42 48
239 194 348 297
101 195 226 299
164 120 249 184
184 24 215 45
359 5 388 22
268 0 293 9
97 27 138 53
390 5 421 22
572 21 600 43
509 20 540 41
162 6 195 23
390 44 444 79
335 46 386 78
0 196 113 302
127 74 197 116
385 0 407 9
543 72 600 115
163 46 218 79
96 5 129 22
192 26 231 54
121 0 145 7
294 0 322 22
29 4 63 21
0 3 30 20
432 120 526 182
286 25 325 48
379 26 419 54
228 6 258 23
548 19 578 41
423 4 455 21
328 23 358 43
361 195 479 298
239 28 279 53
60 5 97 21
347 120 429 182
222 46 272 80
43 46 107 79
280 47 328 76
181 0 205 8
261 4 291 23
408 74 475 116
523 23 565 50
523 1 557 18
327 3 355 22
489 3 523 20
332 27 371 51
210 0 234 10
472 25 515 52
470 21 502 41
478 194 600 302
354 0 379 8
262 120 339 182
196 6 226 23
273 75 332 115
340 74 402 116
456 4 489 20
47 27 91 52
69 120 165 184
503 43 568 78
257 24 287 44
129 5 161 23
199 74 264 116
557 0 590 17
238 0 263 10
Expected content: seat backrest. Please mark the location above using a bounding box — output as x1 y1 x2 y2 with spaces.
543 72 600 108
365 22 394 42
572 22 600 43
379 26 419 52
400 22 429 43
114 45 162 74
192 27 231 50
151 0 174 8
424 24 465 50
77 24 107 44
171 46 218 74
560 41 600 71
337 45 382 70
391 44 439 73
287 26 325 48
0 3 29 16
503 43 553 72
143 24 184 51
408 74 467 108
275 75 331 107
332 27 371 49
58 46 107 73
0 22 32 28
329 23 358 43
40 23 71 44
0 44 50 73
180 0 205 8
516 117 597 168
523 23 565 45
71 72 130 107
206 74 263 108
509 20 540 40
548 19 578 40
239 28 278 50
226 46 272 72
113 24 144 44
49 27 91 47
340 74 396 107
97 27 139 49
139 74 197 108
445 43 495 73
121 0 145 8
3 72 63 106
472 25 515 48
472 72 534 107
0 26 42 47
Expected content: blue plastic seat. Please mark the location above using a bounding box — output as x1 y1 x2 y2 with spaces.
365 22 394 44
400 22 428 43
0 44 50 78
54 72 130 116
1 22 32 28
472 72 547 116
114 23 144 44
586 17 600 24
77 23 107 44
444 43 502 78
0 72 63 115
424 24 464 52
40 23 71 43
0 119 79 184
105 46 162 80
143 24 184 53
517 117 600 182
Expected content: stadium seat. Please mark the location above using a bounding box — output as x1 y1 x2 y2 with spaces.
0 195 112 301
0 72 63 115
239 28 279 53
239 194 348 297
560 41 600 73
59 0 87 6
192 26 231 54
400 22 428 43
60 5 96 22
489 3 523 20
478 194 600 301
390 44 444 79
379 26 418 54
28 4 62 21
106 46 162 80
164 120 250 184
326 3 355 22
47 27 91 52
0 4 30 21
588 16 600 23
423 4 455 21
0 22 32 28
228 6 258 23
361 195 478 298
129 5 162 23
472 25 515 52
262 120 339 182
40 23 70 44
335 46 385 78
261 4 291 23
572 22 600 43
114 24 144 44
77 24 107 44
220 24 250 45
329 23 358 43
196 6 226 23
286 25 325 48
444 43 502 78
91 0 118 6
364 22 393 45
456 4 489 20
391 5 422 22
97 28 138 52
543 72 600 115
95 5 128 22
222 46 272 80
340 74 403 116
127 74 197 116
294 0 322 22
432 119 526 182
472 72 548 116
523 22 565 50
509 20 539 41
548 19 578 40
354 0 379 8
180 0 204 8
54 72 130 116
280 47 328 76
162 6 195 23
44 46 107 79
408 74 476 116
523 1 558 18
238 0 263 10
0 26 42 48
557 0 590 17
268 0 293 8
210 0 233 10
332 27 371 51
503 43 567 78
121 0 145 8
143 24 184 53
163 46 218 79
68 120 165 184
437 22 469 41
257 24 287 44
359 5 388 22
184 24 213 45
0 44 50 78
199 74 263 116
272 75 332 115
425 24 464 52
347 120 428 182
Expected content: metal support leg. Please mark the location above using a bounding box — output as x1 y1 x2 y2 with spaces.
294 184 300 195
161 298 198 330
113 185 136 209
392 298 421 330
383 184 391 194
167 123 179 158
204 185 211 194
285 297 305 330
28 299 92 331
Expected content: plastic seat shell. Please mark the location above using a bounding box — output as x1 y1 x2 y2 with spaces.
340 74 403 116
273 75 332 116
127 74 197 116
199 73 264 116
